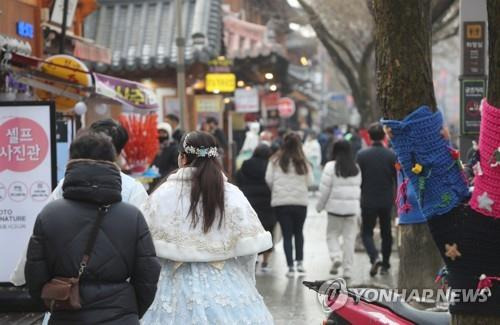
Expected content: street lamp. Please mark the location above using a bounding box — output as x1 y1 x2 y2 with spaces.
265 73 274 80
270 84 277 91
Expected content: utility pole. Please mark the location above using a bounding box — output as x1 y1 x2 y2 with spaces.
59 0 69 54
175 0 187 130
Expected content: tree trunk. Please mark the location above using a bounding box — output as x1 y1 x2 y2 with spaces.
452 1 500 324
398 223 443 296
487 0 500 106
372 0 442 300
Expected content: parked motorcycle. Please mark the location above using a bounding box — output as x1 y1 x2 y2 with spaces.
303 280 450 325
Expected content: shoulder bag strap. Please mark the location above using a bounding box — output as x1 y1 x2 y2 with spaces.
78 204 110 277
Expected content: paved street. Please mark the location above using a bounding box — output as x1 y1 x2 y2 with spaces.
256 194 399 324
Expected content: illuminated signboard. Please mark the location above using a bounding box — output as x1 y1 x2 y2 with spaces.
205 73 236 93
16 21 34 39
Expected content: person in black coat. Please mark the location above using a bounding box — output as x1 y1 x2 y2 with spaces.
236 144 276 271
25 132 161 325
356 123 397 277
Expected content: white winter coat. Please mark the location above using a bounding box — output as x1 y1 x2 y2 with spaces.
265 160 312 207
316 161 361 216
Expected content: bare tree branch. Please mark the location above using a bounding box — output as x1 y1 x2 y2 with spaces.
432 25 459 44
432 5 459 35
431 0 457 24
297 0 359 70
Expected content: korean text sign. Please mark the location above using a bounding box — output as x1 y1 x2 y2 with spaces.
0 102 56 282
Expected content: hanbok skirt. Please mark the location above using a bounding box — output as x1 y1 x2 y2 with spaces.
141 258 273 325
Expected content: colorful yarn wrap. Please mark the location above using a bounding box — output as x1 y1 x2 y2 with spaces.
427 204 500 315
381 106 469 219
470 100 500 218
396 169 426 224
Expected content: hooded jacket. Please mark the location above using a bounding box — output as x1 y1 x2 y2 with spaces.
236 157 275 229
25 159 160 325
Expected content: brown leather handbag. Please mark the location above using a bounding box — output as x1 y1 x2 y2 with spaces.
41 205 110 312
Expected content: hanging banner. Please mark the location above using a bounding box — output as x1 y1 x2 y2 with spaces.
94 73 159 112
235 88 259 113
0 101 56 282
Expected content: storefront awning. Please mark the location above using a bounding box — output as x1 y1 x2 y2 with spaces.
5 52 158 112
83 0 222 71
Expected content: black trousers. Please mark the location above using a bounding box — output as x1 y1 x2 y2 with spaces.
275 205 307 267
361 205 393 268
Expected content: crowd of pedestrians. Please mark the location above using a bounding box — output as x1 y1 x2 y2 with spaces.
14 114 398 324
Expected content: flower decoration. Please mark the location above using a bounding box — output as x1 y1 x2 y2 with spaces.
477 192 494 213
184 145 219 158
445 243 462 261
412 163 423 174
490 147 500 168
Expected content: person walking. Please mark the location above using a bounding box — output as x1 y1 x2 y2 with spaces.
316 140 361 279
25 133 161 324
303 130 322 190
142 131 273 324
236 144 276 272
265 132 312 277
50 118 148 207
152 122 179 179
356 123 397 276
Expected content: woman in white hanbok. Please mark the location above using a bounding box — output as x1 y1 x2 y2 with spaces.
142 131 273 325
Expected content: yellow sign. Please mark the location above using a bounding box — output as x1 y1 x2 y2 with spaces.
205 73 236 93
35 55 92 112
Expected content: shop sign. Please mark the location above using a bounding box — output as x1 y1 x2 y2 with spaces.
235 88 259 113
35 55 92 112
16 21 34 39
205 73 236 93
194 95 223 113
463 22 485 75
461 79 486 135
278 97 296 118
50 0 79 28
207 57 233 73
94 73 159 112
262 92 281 110
0 101 56 282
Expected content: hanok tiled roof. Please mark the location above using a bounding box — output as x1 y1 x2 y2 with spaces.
84 0 222 71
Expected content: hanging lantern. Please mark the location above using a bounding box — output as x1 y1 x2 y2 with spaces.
74 101 87 115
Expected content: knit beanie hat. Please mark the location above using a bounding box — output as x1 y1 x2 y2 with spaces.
381 106 469 219
470 100 500 218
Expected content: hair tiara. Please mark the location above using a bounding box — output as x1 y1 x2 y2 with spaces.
183 133 219 158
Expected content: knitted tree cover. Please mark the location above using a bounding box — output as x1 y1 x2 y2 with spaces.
470 100 500 218
381 106 469 219
427 205 500 315
396 168 426 224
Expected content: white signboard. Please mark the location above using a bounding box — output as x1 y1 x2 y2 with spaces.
0 102 56 282
235 88 259 113
50 0 79 28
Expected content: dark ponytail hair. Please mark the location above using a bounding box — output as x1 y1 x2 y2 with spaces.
274 132 309 175
179 131 225 233
331 140 359 178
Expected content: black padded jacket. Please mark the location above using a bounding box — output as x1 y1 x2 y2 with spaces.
25 159 160 325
